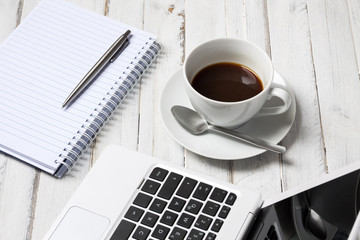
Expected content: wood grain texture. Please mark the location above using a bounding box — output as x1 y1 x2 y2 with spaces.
0 1 38 239
227 0 282 199
138 0 185 165
184 0 233 183
267 0 326 190
347 0 360 73
308 0 360 171
0 0 21 42
27 1 106 239
0 0 359 239
91 0 144 162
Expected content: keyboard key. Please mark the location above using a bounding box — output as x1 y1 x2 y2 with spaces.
152 224 170 240
205 232 217 240
218 205 231 219
177 213 196 229
193 183 212 200
169 227 187 240
225 192 237 205
160 210 178 226
150 198 167 213
194 215 213 231
186 229 205 240
211 219 223 232
150 167 169 181
141 179 161 195
133 225 151 240
176 177 198 198
141 212 159 227
114 170 235 240
158 172 183 200
209 188 227 203
185 199 203 214
169 197 186 212
202 201 220 216
109 219 135 240
125 206 144 222
133 192 153 208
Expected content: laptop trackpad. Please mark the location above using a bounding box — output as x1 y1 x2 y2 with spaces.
49 206 110 240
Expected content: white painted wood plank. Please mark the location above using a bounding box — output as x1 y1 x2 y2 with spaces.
138 0 185 165
20 0 40 19
0 1 39 239
185 0 227 54
307 0 360 171
244 0 271 55
91 0 144 162
347 0 360 72
0 0 358 239
29 1 107 239
0 160 37 240
225 0 245 39
0 0 20 43
225 0 283 200
267 0 326 190
183 0 233 182
105 0 143 28
233 154 283 199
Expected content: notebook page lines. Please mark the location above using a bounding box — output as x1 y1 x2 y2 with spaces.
0 0 156 173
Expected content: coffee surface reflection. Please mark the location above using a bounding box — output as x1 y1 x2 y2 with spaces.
191 62 263 102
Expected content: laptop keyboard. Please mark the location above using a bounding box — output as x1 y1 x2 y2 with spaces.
110 166 238 240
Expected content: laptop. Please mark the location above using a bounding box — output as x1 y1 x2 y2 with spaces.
44 145 360 240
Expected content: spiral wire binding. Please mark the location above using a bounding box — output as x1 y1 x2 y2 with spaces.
54 40 161 178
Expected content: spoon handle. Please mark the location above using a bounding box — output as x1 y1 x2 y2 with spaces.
208 125 286 153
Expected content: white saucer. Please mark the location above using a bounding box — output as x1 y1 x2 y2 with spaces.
160 68 296 160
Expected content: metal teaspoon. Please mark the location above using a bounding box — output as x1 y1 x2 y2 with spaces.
171 105 286 154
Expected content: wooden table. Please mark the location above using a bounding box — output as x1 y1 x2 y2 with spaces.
0 0 359 239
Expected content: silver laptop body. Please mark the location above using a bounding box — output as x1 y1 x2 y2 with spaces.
44 145 262 240
45 145 360 240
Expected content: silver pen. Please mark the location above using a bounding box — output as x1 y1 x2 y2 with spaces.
62 30 131 108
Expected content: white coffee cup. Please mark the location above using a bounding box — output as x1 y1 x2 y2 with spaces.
183 38 292 129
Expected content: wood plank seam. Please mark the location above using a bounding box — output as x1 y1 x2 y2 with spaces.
15 0 24 27
305 0 328 174
27 170 40 240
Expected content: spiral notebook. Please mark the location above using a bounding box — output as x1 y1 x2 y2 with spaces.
0 0 161 178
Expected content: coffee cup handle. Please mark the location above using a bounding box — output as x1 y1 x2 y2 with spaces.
254 82 292 118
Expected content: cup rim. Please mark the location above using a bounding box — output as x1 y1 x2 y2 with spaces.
183 38 274 105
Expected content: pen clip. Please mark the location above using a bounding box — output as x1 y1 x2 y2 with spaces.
110 39 129 63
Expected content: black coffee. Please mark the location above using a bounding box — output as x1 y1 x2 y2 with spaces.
191 62 263 102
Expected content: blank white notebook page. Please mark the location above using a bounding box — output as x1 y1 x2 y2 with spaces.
0 0 157 174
